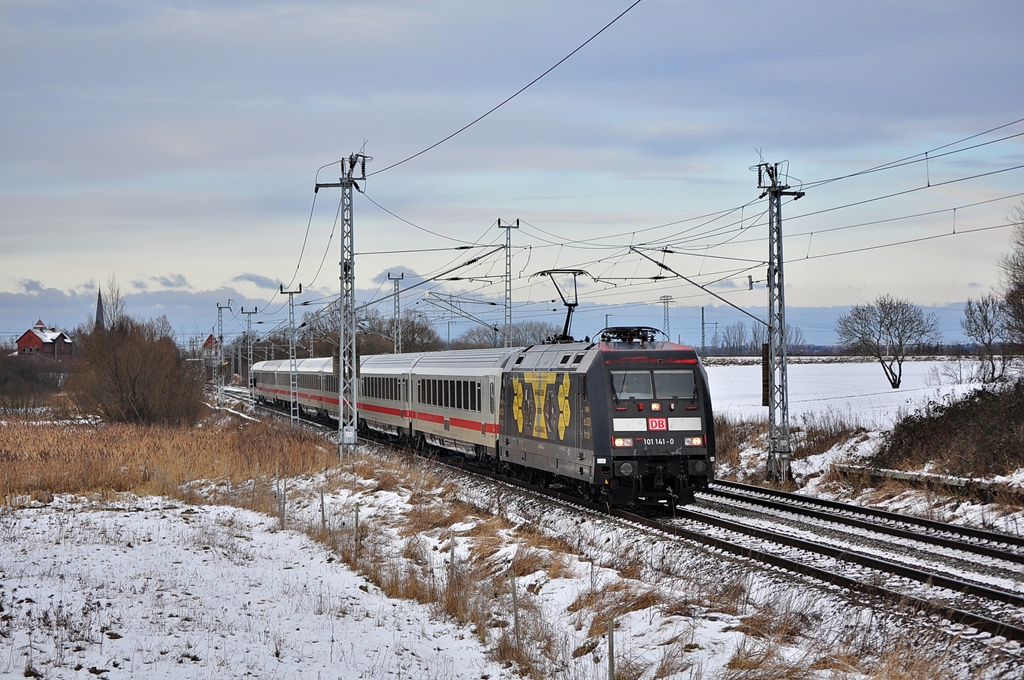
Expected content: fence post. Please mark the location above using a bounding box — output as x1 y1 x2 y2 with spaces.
279 478 287 528
320 489 327 533
608 617 615 680
354 502 360 564
510 569 521 650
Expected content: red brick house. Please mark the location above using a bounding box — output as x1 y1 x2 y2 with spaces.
16 320 73 362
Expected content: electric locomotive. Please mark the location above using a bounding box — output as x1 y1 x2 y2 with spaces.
497 327 713 506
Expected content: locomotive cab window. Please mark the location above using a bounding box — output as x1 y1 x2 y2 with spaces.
654 370 696 399
610 370 653 400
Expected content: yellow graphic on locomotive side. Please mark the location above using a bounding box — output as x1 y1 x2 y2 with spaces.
512 377 525 434
512 372 573 442
557 372 572 440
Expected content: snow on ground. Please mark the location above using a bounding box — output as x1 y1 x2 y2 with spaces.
0 496 508 680
3 358 1024 678
704 358 978 427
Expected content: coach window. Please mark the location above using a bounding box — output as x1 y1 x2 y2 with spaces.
455 381 462 410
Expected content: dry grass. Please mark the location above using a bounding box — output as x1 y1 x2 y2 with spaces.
511 545 549 577
0 413 335 510
791 408 865 459
714 408 864 474
731 597 814 644
401 502 461 535
713 414 767 468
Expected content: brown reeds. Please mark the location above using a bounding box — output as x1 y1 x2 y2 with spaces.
0 413 335 505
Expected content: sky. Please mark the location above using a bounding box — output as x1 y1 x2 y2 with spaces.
3 0 1024 347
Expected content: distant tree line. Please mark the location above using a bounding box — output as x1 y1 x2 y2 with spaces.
700 321 806 357
232 306 562 377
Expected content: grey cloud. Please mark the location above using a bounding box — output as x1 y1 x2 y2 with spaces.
155 274 190 289
233 273 283 290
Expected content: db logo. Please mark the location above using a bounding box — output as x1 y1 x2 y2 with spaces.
648 417 668 431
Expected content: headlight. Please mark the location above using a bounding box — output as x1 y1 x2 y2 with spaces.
612 437 634 448
684 436 703 446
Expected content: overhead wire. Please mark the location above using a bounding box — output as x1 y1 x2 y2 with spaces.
801 116 1024 190
362 192 487 244
364 0 645 177
290 114 1024 340
305 191 343 289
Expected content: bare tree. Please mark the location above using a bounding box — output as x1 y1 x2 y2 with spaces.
68 313 204 425
962 294 1009 382
749 323 801 355
750 323 766 355
720 321 748 356
507 321 561 346
786 324 805 351
836 295 941 388
452 320 561 349
0 353 63 412
357 309 442 355
1000 202 1024 349
451 324 501 349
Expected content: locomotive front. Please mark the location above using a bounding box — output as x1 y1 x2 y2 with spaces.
589 331 714 505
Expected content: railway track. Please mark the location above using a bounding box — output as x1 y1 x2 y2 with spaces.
243 398 1024 644
706 479 1024 562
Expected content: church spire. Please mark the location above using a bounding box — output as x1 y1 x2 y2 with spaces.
96 290 104 329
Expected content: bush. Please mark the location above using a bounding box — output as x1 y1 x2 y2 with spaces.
67 315 204 426
0 354 64 412
870 380 1024 477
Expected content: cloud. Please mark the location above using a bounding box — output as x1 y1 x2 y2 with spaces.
131 279 149 290
18 279 45 294
232 273 283 290
154 274 190 288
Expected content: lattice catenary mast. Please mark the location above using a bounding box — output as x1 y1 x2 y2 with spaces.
215 300 233 407
756 161 804 481
316 154 369 460
240 307 257 408
498 219 519 347
388 272 404 353
280 284 302 426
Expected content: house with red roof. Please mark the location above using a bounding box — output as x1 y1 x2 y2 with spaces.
16 320 73 362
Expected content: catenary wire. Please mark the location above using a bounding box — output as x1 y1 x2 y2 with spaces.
364 0 645 177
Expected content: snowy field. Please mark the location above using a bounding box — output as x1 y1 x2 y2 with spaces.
705 358 974 428
0 498 506 680
2 358 1020 679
